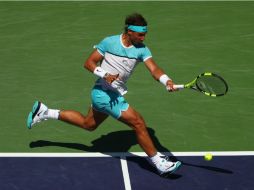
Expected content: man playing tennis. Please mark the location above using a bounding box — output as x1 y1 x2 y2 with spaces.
27 13 181 176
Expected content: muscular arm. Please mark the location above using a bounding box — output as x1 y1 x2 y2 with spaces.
144 58 165 81
84 49 119 84
144 58 175 90
84 50 104 73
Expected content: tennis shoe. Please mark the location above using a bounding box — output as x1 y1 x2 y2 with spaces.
156 156 182 176
27 101 48 129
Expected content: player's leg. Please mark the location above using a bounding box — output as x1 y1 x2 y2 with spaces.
91 88 159 157
89 86 182 175
118 106 156 157
27 101 108 131
59 107 108 131
118 106 182 175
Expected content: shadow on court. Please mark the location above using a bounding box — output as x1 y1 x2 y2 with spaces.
29 128 233 177
182 162 233 174
29 128 168 153
29 128 179 177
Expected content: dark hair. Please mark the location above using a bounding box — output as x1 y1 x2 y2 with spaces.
124 13 147 33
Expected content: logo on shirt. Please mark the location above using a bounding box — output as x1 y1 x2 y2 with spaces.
122 59 136 71
123 60 128 65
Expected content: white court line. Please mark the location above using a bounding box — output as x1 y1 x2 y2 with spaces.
120 155 132 190
0 151 254 157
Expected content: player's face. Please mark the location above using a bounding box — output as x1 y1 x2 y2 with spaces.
128 31 146 45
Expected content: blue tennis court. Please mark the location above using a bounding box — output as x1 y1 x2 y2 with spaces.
0 152 253 190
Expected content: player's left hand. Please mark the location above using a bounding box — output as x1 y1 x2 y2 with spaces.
166 80 178 92
103 73 119 84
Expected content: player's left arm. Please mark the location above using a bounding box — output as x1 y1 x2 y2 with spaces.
84 50 119 84
144 58 176 91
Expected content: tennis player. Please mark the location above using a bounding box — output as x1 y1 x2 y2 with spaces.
27 13 181 176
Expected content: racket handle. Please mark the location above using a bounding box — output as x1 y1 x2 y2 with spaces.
173 84 185 89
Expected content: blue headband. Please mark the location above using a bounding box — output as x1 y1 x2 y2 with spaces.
127 25 148 33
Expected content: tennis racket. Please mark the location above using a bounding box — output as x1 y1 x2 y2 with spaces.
171 72 228 97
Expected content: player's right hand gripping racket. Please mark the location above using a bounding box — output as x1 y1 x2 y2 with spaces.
172 72 228 97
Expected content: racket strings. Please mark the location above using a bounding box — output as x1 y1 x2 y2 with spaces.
196 75 228 95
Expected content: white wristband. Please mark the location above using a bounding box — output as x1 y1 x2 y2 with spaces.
159 74 171 86
93 67 107 78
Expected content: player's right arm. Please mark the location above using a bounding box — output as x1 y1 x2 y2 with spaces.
84 50 119 84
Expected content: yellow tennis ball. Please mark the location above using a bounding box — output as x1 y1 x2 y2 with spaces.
204 153 213 161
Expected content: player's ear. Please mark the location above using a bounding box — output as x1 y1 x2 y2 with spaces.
127 30 133 36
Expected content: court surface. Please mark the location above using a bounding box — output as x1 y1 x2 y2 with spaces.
0 1 254 190
1 152 254 190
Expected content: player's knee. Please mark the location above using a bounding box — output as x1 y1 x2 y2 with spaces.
81 119 98 131
86 126 97 131
85 124 97 131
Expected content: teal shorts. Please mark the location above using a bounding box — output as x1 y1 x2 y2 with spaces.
91 85 129 119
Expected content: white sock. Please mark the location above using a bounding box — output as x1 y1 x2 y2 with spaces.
43 109 60 120
150 153 161 165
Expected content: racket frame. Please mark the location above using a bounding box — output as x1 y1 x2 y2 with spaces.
174 72 228 97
